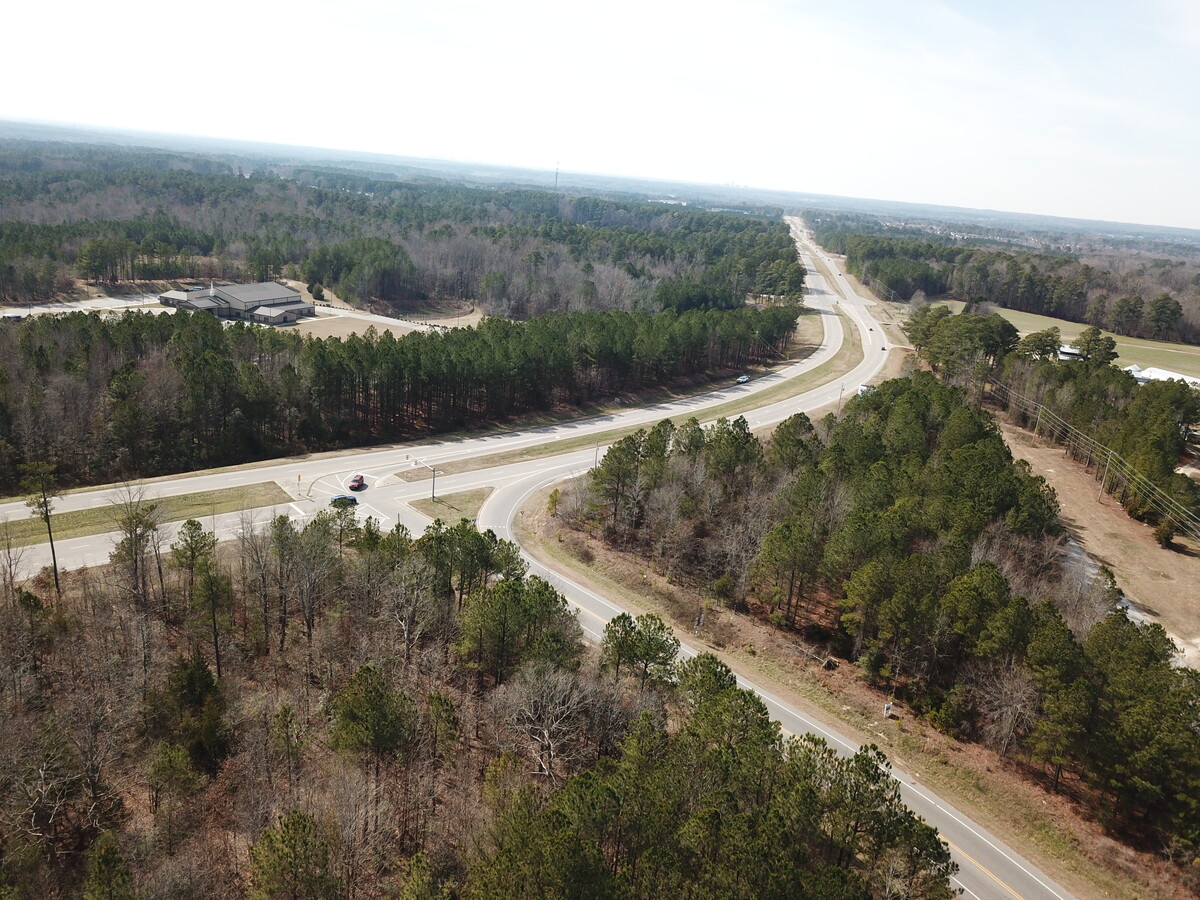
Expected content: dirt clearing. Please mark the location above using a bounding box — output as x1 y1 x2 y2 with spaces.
290 312 422 340
1000 422 1200 667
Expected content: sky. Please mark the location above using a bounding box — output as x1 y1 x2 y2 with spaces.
4 0 1199 229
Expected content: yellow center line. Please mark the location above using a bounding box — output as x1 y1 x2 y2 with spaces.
944 838 1025 900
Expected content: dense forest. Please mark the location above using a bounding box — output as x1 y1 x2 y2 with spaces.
8 133 1199 896
0 505 957 898
0 141 805 316
905 304 1200 532
0 140 809 491
808 211 1200 343
0 303 799 490
564 372 1200 886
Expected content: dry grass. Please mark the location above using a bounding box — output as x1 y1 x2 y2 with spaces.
514 486 1182 900
0 482 291 546
410 487 493 522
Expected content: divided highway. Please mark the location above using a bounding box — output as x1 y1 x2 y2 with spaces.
3 222 1076 900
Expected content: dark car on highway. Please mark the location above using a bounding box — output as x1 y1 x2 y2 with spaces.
330 495 358 508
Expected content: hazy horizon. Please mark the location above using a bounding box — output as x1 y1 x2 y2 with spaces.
4 2 1195 232
3 1 1198 230
9 117 1199 242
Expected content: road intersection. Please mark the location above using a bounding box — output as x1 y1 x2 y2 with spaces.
3 222 1075 899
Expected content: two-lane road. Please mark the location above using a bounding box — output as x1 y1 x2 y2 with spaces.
8 224 1075 899
473 225 1076 900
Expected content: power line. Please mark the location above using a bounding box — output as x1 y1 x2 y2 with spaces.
988 379 1200 541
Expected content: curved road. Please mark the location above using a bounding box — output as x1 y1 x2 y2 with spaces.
5 222 1075 900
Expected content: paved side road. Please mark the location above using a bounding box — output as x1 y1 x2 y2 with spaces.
1 294 166 317
5 228 1078 899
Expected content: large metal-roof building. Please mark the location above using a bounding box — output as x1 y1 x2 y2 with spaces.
159 282 315 324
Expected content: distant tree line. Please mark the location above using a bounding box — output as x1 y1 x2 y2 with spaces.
809 213 1198 343
0 304 799 490
565 373 1200 867
0 141 805 315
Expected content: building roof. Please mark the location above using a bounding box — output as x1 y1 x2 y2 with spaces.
1124 364 1200 387
217 282 300 305
158 290 189 302
252 305 302 319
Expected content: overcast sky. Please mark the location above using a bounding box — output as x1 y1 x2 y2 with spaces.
4 0 1198 229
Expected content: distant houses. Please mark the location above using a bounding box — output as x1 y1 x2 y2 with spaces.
158 282 314 325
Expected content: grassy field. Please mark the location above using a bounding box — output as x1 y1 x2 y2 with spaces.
1 482 292 546
410 487 494 522
936 300 1200 377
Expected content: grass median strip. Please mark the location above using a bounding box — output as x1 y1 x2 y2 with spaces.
394 308 862 483
2 482 292 546
410 487 493 522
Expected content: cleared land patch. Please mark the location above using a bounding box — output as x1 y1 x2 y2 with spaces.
1000 422 1200 667
291 311 425 340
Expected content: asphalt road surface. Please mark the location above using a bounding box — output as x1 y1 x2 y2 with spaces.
5 223 1076 900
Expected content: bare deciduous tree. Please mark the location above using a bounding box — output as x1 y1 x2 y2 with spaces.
0 516 28 607
108 485 163 691
237 511 275 655
972 662 1039 757
385 556 442 671
108 485 163 618
1054 563 1120 640
491 662 592 784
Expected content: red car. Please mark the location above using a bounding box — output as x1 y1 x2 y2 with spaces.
348 474 366 491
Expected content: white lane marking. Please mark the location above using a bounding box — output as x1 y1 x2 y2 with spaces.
952 875 985 899
899 783 1070 900
490 457 1072 900
360 503 389 524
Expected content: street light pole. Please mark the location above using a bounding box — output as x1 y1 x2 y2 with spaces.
413 458 437 500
